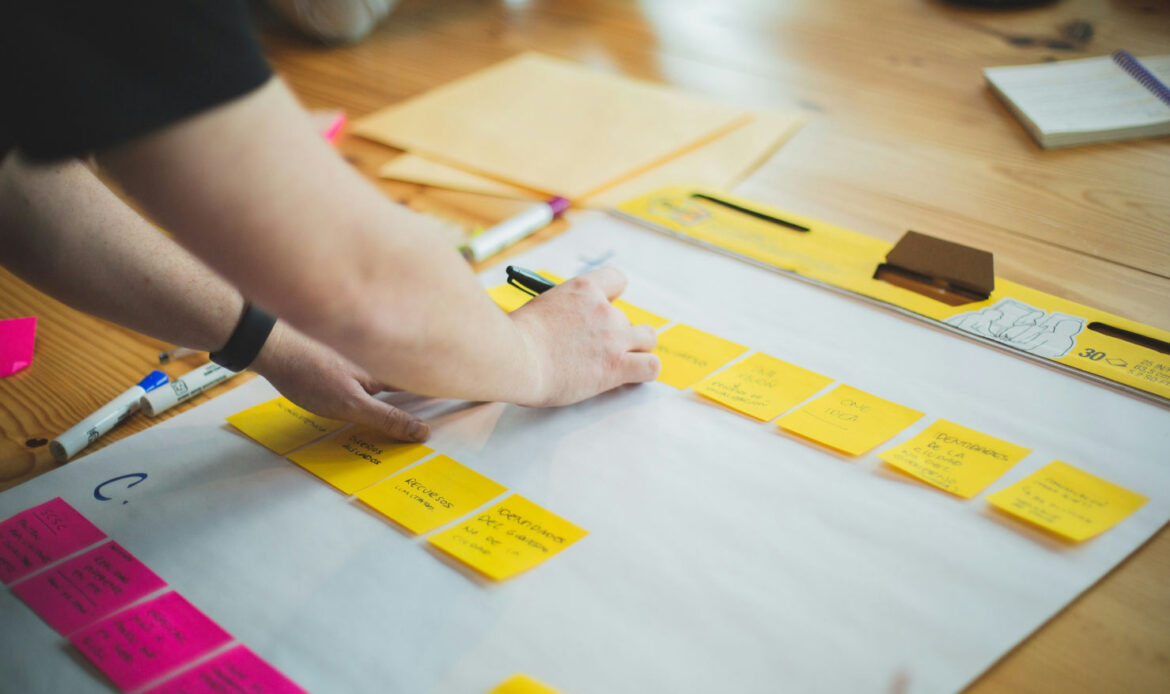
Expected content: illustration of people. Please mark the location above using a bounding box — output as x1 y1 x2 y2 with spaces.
945 299 1085 358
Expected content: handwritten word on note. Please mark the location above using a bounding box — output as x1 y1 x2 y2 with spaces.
1 497 106 585
357 455 506 534
490 673 566 694
692 352 831 421
12 541 166 635
654 324 748 389
71 591 233 692
429 494 587 580
288 427 434 495
143 644 307 694
226 397 346 455
777 384 923 456
986 461 1148 542
879 420 1030 498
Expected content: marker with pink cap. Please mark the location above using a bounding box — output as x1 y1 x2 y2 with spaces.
461 196 570 263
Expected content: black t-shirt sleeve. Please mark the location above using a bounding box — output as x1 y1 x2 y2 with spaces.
1 1 273 161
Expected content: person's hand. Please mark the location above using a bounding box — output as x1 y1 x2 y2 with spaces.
251 322 430 442
509 267 660 407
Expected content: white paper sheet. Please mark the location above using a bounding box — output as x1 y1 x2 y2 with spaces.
2 214 1167 694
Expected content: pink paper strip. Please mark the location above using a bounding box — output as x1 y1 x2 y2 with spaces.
0 315 37 377
12 541 167 635
0 497 107 585
70 592 233 692
144 644 308 694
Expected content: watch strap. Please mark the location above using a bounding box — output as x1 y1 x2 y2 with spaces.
210 302 276 372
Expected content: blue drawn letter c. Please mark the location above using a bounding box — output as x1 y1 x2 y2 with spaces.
94 473 148 504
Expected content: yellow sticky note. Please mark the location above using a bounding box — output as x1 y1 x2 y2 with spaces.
654 324 748 389
986 461 1148 542
429 494 588 580
357 455 506 534
226 397 346 455
487 283 533 312
486 271 565 313
489 674 566 694
692 352 831 421
776 385 923 456
612 299 669 329
879 420 1031 498
287 427 433 495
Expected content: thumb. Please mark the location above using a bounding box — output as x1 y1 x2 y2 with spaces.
346 394 431 443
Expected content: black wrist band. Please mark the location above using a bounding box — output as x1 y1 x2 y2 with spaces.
210 302 276 372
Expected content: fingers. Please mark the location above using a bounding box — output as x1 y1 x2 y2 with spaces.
574 266 627 301
619 352 661 384
347 394 431 442
628 323 657 352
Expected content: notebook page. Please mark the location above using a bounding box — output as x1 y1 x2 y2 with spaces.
985 55 1170 136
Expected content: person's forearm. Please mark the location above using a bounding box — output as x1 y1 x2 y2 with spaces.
98 78 542 404
0 154 242 352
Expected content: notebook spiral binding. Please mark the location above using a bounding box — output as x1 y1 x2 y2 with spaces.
1112 50 1170 109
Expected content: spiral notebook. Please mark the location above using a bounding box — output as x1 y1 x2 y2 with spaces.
984 51 1170 148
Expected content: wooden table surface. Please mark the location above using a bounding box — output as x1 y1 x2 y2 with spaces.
2 0 1167 691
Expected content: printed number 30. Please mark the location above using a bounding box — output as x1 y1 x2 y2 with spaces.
1079 348 1106 361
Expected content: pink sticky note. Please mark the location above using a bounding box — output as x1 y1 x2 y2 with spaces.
12 541 168 635
143 644 308 694
0 316 37 377
70 592 234 692
0 497 107 585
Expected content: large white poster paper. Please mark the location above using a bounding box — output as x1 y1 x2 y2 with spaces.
1 214 1166 694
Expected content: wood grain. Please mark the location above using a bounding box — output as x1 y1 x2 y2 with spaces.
1 0 1167 691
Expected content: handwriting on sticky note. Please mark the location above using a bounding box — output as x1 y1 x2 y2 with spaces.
142 644 307 694
692 352 831 421
226 397 346 455
428 494 587 580
1 497 106 585
879 420 1030 498
776 385 923 456
490 673 566 694
12 541 166 635
613 299 668 329
654 324 748 389
357 455 506 534
288 427 433 495
71 591 233 692
986 461 1148 542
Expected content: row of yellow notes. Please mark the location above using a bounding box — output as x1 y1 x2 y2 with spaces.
640 323 1149 542
649 322 923 457
228 398 589 579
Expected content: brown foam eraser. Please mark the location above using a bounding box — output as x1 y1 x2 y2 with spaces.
884 231 994 298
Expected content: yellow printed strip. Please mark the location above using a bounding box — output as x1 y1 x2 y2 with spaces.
618 186 1170 402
